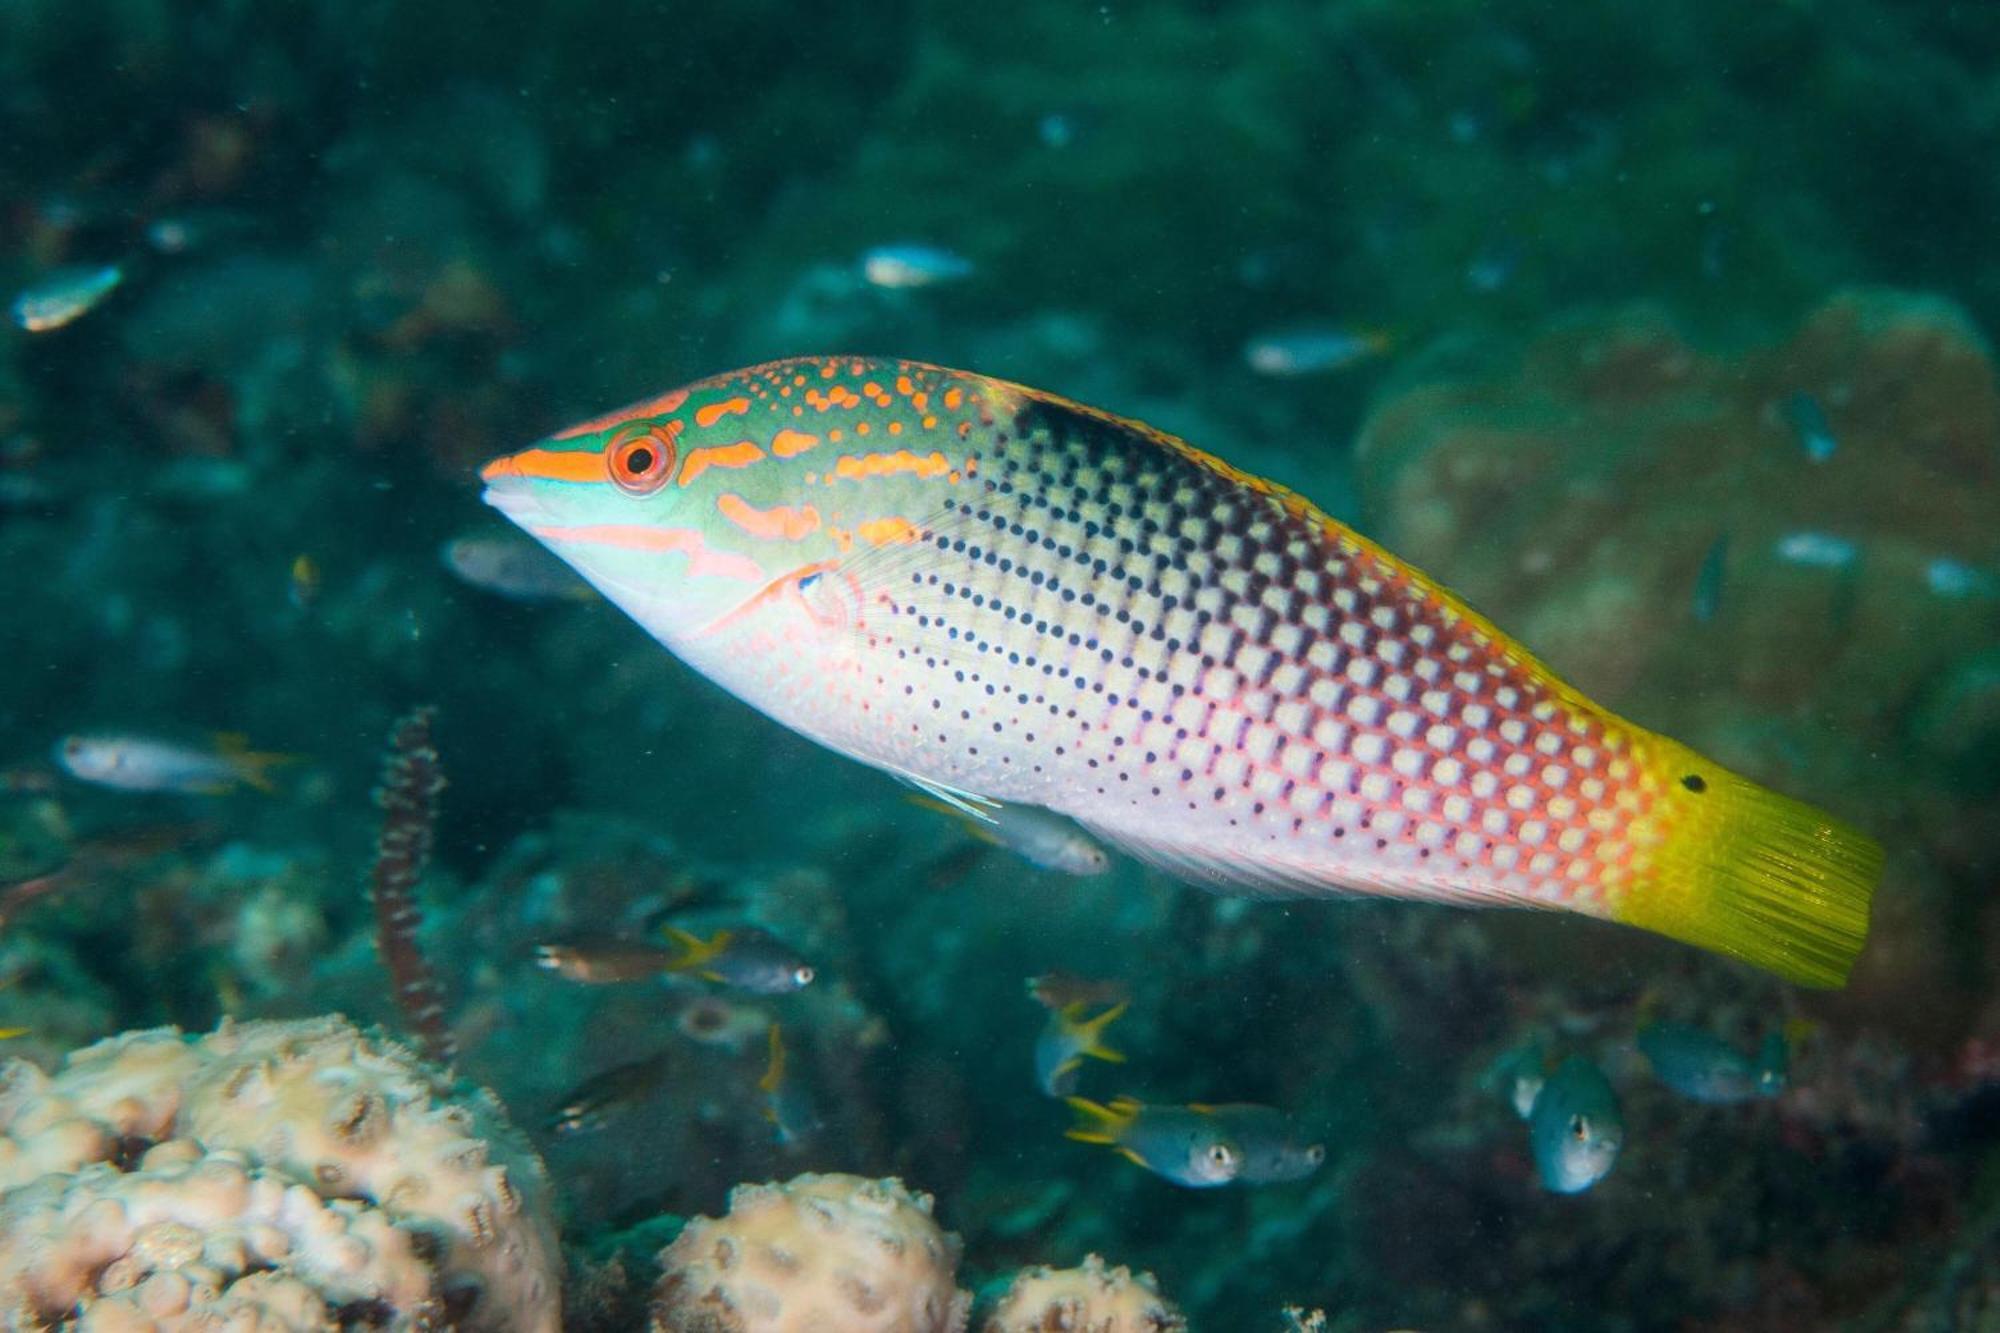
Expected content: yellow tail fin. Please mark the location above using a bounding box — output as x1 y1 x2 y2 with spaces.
1063 1095 1140 1145
1067 1001 1129 1063
214 733 300 794
660 926 730 975
1616 767 1881 988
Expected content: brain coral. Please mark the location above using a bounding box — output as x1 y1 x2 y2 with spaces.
651 1172 969 1333
981 1255 1185 1333
0 1014 558 1332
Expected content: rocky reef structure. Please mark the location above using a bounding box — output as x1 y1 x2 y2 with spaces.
0 1015 558 1331
651 1172 970 1333
981 1254 1186 1333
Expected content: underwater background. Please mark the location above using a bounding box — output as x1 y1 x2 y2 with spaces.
2 1 1998 1329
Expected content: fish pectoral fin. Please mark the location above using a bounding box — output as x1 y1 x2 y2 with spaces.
1114 1146 1151 1170
891 770 1000 826
904 794 1004 845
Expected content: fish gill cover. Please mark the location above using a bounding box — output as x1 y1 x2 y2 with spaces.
0 2 1997 1330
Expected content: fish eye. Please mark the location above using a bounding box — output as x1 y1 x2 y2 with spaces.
608 425 676 495
793 965 815 987
1207 1143 1238 1168
1305 1144 1326 1165
1569 1114 1590 1142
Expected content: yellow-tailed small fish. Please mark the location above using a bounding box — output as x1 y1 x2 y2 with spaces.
1637 1020 1790 1105
442 534 595 603
538 928 815 994
548 1052 672 1134
1034 999 1128 1097
11 263 123 332
1526 1056 1623 1194
482 359 1881 988
760 1023 823 1146
54 733 293 795
1188 1103 1326 1183
1065 1095 1244 1188
660 925 816 994
674 995 770 1050
912 795 1110 876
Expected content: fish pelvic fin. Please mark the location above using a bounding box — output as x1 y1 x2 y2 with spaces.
214 733 300 794
905 794 1003 846
661 925 731 974
1064 1000 1129 1063
1063 1094 1138 1146
1614 762 1881 989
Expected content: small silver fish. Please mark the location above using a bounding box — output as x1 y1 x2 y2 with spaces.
1065 1096 1244 1188
1780 392 1837 463
54 733 290 795
442 535 593 602
860 244 974 289
1188 1103 1325 1183
1527 1057 1623 1194
1638 1021 1788 1105
1034 1000 1127 1097
1773 531 1859 571
11 264 123 332
918 798 1110 876
660 925 816 994
1243 325 1393 377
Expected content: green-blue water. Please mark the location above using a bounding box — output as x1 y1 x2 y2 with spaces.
2 2 1997 1328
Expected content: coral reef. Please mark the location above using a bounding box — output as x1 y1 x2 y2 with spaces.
651 1172 970 1333
981 1254 1185 1333
0 1015 558 1331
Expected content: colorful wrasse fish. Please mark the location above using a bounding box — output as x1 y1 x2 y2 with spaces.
548 1052 672 1134
54 733 294 795
1064 1095 1244 1188
1186 1103 1325 1183
1034 999 1128 1097
481 358 1881 987
912 795 1110 876
760 1023 822 1146
1526 1056 1622 1194
1637 1020 1789 1104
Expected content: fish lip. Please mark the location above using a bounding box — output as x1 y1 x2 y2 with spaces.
479 454 546 524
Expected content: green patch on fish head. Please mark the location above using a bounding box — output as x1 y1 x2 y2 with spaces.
480 361 865 648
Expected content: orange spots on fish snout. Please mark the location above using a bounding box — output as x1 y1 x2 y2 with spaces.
678 441 767 486
483 447 608 484
694 396 752 428
717 493 822 542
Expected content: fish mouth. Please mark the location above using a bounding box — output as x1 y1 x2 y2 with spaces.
479 454 546 525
